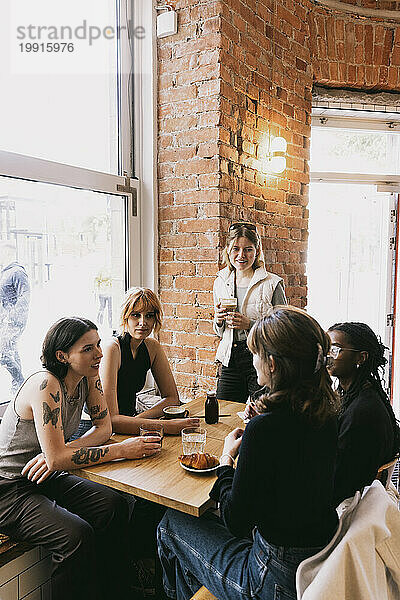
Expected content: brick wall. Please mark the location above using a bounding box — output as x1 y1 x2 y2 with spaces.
157 0 400 399
157 0 223 397
330 1 400 10
309 5 400 89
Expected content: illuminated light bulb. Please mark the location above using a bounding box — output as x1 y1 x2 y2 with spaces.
270 136 287 153
270 155 286 174
261 159 273 174
258 135 287 175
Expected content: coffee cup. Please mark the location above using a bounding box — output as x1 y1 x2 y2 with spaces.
162 405 189 419
219 298 237 312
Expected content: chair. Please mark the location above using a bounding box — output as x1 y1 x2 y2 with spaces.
376 455 399 489
190 586 217 600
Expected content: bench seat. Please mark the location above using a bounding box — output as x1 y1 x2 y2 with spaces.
191 586 217 600
0 534 31 569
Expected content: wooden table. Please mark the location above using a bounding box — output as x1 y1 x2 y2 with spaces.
73 399 245 516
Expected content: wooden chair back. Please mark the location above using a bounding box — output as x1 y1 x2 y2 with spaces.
190 586 217 600
376 455 399 489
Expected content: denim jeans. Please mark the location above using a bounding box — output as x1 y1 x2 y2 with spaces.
216 341 261 403
0 325 24 393
157 509 323 600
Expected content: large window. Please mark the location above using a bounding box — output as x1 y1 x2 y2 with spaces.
307 181 394 338
0 1 155 408
308 113 400 411
0 179 126 388
310 127 400 176
1 0 121 173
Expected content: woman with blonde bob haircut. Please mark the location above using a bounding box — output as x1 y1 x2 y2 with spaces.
213 222 287 404
158 306 339 600
120 287 163 335
101 287 199 436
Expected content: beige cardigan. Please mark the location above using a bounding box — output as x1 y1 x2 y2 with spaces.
296 480 400 600
212 266 283 366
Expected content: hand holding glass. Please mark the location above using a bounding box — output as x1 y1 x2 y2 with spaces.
139 424 164 448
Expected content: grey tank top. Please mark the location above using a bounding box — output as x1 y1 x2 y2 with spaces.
0 372 88 479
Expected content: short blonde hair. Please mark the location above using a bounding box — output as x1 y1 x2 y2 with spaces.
222 223 264 271
120 287 163 334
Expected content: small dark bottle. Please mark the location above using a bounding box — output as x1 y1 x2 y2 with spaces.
205 391 219 424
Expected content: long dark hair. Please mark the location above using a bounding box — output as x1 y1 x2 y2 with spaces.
247 306 339 424
41 317 98 379
328 321 400 456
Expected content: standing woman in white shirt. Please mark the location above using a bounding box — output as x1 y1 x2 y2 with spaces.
213 222 287 403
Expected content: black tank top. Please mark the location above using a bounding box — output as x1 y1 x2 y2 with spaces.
117 333 151 416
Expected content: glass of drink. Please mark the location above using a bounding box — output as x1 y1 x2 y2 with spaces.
139 424 164 448
181 427 206 455
219 298 237 313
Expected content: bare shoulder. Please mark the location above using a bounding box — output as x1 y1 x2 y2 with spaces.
27 371 61 395
144 337 163 362
17 371 61 414
102 337 121 361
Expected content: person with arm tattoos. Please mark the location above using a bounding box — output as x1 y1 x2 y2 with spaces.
0 317 161 600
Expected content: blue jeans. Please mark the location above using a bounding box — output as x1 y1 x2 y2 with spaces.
157 509 323 600
0 325 24 392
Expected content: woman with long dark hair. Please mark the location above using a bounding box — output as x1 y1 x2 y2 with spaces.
0 317 161 600
158 306 339 600
213 222 286 403
327 321 400 505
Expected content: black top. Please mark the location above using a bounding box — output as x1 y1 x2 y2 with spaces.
333 382 396 506
116 333 151 416
210 405 338 547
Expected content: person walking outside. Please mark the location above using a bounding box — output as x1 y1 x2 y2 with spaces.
0 241 30 396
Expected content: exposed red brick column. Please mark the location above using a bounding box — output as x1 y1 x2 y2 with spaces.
157 0 224 397
217 0 312 307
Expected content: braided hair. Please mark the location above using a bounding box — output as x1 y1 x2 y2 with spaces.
328 322 400 456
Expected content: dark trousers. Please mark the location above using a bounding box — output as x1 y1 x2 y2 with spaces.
0 472 131 600
216 341 262 403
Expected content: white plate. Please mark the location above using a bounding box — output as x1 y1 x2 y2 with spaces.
180 462 219 474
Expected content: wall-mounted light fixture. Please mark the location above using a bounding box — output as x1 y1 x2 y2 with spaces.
258 136 287 175
156 4 178 38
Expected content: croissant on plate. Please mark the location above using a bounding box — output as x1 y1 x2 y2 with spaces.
179 453 219 470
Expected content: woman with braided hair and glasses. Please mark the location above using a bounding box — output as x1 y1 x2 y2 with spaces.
327 322 400 505
213 222 287 403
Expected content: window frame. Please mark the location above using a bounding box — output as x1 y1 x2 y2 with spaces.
0 0 157 292
309 113 400 417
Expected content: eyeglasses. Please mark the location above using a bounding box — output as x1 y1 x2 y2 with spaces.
328 344 360 359
229 222 257 232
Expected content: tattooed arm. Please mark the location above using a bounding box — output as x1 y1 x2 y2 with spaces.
22 373 161 483
66 376 113 449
